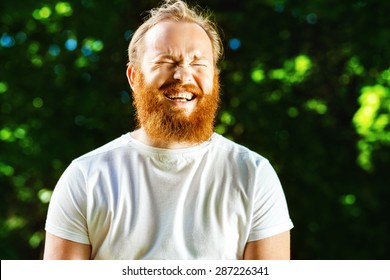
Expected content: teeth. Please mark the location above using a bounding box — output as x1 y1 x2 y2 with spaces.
167 92 194 100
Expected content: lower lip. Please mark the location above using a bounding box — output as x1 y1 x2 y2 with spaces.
168 98 195 110
167 98 196 108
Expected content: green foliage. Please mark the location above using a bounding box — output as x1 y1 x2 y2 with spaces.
353 85 390 170
1 0 389 259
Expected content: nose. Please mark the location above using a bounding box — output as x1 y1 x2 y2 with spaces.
173 66 194 84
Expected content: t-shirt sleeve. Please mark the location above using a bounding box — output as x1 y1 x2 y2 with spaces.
247 160 293 242
45 162 90 244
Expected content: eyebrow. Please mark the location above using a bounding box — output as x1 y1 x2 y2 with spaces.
155 54 176 61
193 55 209 61
154 54 209 62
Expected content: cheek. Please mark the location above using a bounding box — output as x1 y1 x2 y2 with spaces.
141 63 172 89
143 72 169 89
197 72 214 94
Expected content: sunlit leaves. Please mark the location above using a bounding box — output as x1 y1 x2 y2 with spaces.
0 163 14 176
215 111 236 136
33 2 73 21
55 2 73 16
340 56 366 84
4 216 26 231
14 127 27 139
32 6 52 20
356 140 374 171
38 188 52 204
250 54 313 85
340 194 361 218
27 42 43 67
353 85 390 171
83 38 104 53
29 1 100 70
220 111 235 126
287 107 299 118
0 0 205 259
251 68 265 83
0 82 9 94
346 57 365 76
378 68 390 85
270 54 312 84
0 125 40 156
75 38 105 67
32 97 44 109
341 194 357 206
29 231 44 248
305 99 328 115
294 55 312 73
353 85 388 136
0 127 14 142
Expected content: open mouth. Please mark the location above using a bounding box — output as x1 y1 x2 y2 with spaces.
165 92 196 102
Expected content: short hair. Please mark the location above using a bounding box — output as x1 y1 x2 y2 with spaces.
128 0 223 67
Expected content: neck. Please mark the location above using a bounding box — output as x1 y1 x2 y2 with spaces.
131 128 203 149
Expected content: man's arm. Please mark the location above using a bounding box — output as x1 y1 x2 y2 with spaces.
243 230 291 260
43 232 91 260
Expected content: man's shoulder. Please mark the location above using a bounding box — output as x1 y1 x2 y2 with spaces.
211 133 269 165
73 133 130 163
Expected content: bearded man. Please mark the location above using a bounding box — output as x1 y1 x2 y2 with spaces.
44 0 293 260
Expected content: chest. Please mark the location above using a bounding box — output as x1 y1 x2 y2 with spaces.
85 155 253 259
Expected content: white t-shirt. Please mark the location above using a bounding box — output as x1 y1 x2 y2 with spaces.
45 133 293 259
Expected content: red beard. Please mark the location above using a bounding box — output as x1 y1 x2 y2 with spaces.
132 72 220 144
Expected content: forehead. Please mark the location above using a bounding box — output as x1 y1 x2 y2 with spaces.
143 21 213 60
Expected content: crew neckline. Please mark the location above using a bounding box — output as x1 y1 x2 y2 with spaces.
125 132 218 155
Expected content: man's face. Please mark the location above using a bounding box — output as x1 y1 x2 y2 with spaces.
130 21 220 144
139 21 215 116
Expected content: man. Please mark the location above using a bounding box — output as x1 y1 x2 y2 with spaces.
44 0 293 260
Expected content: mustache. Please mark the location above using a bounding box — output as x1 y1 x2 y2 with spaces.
159 82 203 97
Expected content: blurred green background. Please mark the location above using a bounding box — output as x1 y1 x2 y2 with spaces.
1 0 389 259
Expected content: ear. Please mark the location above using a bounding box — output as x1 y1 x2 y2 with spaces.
126 65 137 91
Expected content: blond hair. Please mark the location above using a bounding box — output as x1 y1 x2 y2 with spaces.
128 0 223 66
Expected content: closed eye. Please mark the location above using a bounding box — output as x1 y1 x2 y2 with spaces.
158 61 176 65
193 63 207 67
155 61 177 69
191 58 209 68
191 62 208 68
